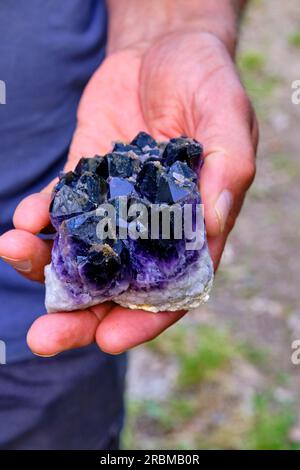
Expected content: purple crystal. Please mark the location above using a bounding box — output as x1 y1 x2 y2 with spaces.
162 136 204 171
45 133 213 312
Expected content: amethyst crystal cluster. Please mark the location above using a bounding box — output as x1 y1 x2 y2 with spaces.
45 132 213 312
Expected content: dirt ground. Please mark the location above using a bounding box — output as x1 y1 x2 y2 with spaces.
124 0 300 450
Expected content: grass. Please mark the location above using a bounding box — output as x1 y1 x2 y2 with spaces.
271 152 300 179
124 391 300 450
122 396 197 449
148 324 269 387
239 51 266 73
288 31 300 47
237 50 280 112
148 324 238 388
177 326 237 388
247 393 299 450
240 341 269 367
136 397 195 431
242 75 280 103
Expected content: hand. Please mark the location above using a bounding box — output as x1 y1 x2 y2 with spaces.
0 31 257 356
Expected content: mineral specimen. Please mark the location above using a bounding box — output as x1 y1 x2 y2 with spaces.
45 132 213 312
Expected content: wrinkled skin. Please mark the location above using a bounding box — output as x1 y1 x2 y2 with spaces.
0 32 258 356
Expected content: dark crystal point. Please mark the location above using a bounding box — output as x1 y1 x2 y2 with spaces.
168 161 197 183
162 136 204 170
75 155 109 179
135 161 163 202
75 172 107 205
107 152 140 178
78 239 128 292
62 211 102 248
112 142 141 154
156 173 193 204
75 156 100 174
131 131 157 150
50 185 94 229
53 171 78 194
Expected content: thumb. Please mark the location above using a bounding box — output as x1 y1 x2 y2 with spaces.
199 108 258 238
200 145 256 239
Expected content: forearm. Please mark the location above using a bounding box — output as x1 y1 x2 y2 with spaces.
107 0 248 56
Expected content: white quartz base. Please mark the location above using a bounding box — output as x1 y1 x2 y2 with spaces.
45 247 213 313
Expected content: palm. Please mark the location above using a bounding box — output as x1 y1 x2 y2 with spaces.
68 50 148 163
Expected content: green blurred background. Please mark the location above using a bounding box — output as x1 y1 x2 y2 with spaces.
124 0 300 450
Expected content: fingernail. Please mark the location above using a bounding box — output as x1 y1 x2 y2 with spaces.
32 352 58 358
100 348 124 356
0 256 32 272
214 190 233 233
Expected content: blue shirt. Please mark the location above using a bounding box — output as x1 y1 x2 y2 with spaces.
0 0 108 362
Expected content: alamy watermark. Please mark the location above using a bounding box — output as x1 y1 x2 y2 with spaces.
0 340 6 364
0 80 6 104
291 80 300 105
291 340 300 365
94 197 204 250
